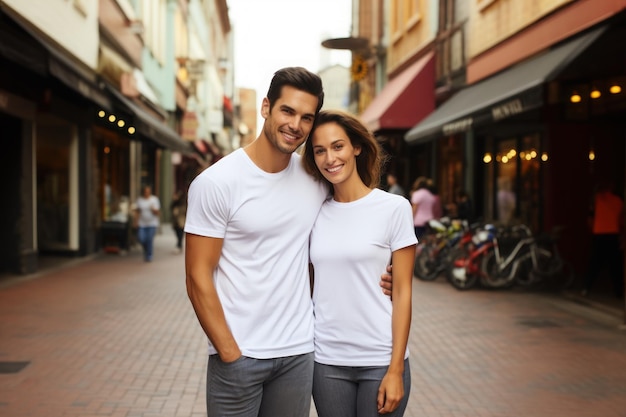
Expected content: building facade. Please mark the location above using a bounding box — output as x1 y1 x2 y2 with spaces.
0 0 231 275
404 0 626 294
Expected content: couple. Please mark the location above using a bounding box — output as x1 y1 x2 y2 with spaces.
185 67 416 417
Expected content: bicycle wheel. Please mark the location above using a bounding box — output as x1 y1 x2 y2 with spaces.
481 250 516 289
413 243 441 281
514 256 537 288
445 262 479 290
531 247 563 278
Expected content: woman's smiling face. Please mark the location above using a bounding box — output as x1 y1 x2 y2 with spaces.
311 122 361 187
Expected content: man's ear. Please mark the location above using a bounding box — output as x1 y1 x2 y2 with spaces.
261 98 270 118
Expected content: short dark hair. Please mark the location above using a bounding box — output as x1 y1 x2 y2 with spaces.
302 110 387 189
266 67 324 114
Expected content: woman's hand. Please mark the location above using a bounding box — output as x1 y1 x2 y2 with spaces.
377 371 404 414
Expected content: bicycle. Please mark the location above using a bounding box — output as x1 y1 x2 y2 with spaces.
445 221 485 290
446 223 498 290
413 218 466 281
481 225 574 290
514 226 575 290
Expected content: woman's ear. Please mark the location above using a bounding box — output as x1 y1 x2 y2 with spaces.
354 145 362 156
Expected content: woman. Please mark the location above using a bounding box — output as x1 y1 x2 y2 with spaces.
409 176 439 240
302 110 416 417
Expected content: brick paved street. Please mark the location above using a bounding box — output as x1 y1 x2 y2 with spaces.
0 227 625 417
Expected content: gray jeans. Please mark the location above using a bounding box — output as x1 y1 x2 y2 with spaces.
206 353 313 417
312 359 411 417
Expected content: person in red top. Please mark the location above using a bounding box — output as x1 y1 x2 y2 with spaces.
582 180 624 298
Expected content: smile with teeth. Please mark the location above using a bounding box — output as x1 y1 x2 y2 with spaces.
326 165 343 173
282 131 298 141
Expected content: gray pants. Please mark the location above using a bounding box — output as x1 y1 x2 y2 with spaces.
206 353 313 417
312 359 411 417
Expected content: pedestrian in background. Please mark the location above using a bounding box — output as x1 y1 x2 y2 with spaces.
303 110 416 417
410 176 439 240
455 189 473 222
582 179 624 298
184 67 394 417
386 172 405 197
133 185 160 262
170 190 187 254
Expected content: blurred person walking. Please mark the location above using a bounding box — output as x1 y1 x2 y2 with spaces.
386 173 405 197
410 177 439 240
582 180 624 298
170 190 187 254
133 185 160 262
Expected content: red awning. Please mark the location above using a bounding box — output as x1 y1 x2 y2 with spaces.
359 52 435 132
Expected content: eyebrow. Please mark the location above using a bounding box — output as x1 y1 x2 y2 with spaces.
279 104 314 117
313 139 346 148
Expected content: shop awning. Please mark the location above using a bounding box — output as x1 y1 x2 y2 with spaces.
360 52 435 132
107 85 192 154
1 5 111 110
405 26 607 145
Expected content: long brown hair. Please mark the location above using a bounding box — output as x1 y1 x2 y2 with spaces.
302 110 387 189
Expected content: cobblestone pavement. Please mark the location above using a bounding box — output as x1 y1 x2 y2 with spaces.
0 228 625 417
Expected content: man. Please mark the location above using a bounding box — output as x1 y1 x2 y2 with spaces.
133 185 160 262
185 67 392 417
582 180 624 298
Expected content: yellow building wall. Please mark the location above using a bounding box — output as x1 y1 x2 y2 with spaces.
388 0 435 73
468 0 575 59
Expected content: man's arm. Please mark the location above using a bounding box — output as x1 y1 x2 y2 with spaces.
185 233 241 362
380 265 393 297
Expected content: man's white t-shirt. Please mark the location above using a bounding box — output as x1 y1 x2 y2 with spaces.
185 149 328 359
310 188 417 366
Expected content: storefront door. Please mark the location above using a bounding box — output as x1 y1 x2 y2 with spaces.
36 115 79 252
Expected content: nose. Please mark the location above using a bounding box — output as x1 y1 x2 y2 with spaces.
287 115 302 132
324 149 336 165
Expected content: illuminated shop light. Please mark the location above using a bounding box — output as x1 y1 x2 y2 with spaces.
588 150 595 161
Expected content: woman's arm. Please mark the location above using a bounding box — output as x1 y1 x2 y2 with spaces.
377 244 416 414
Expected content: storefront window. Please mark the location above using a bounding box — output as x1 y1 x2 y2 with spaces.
93 127 131 224
482 133 542 231
437 136 464 216
36 116 78 251
518 133 541 232
496 138 518 226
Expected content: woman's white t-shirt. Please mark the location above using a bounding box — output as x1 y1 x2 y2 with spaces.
310 188 417 366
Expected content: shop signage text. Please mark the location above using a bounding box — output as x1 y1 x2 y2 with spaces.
443 117 473 135
491 98 524 121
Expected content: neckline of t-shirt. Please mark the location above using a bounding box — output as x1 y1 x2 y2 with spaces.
238 148 293 179
328 188 377 207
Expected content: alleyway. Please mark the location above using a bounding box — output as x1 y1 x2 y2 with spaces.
0 228 625 417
